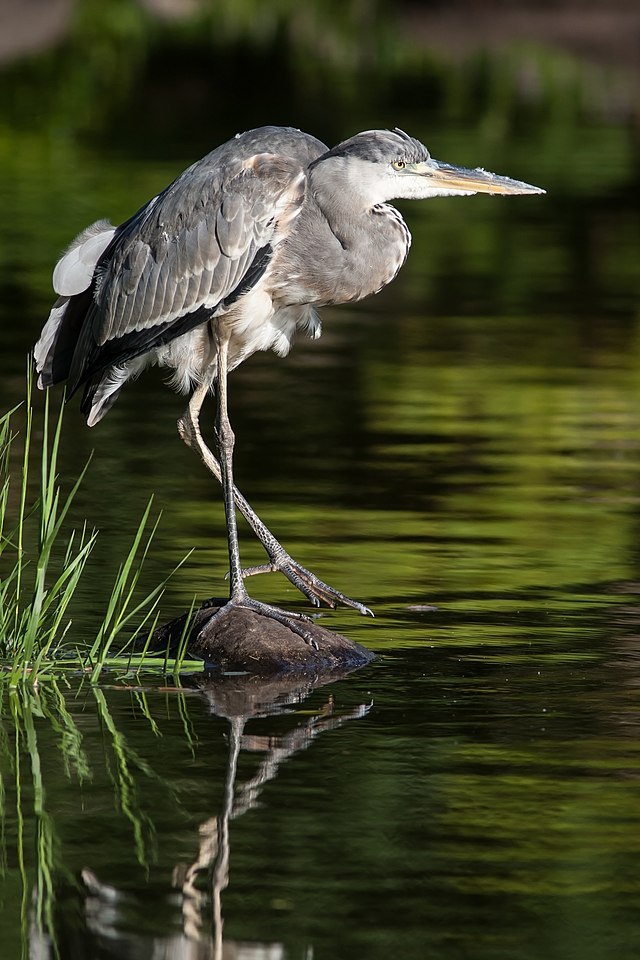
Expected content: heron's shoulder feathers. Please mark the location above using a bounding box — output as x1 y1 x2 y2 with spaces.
92 149 308 347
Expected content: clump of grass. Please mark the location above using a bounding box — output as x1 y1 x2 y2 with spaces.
1 373 95 680
0 371 191 684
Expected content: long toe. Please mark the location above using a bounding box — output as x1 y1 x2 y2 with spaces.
240 597 320 649
239 557 374 617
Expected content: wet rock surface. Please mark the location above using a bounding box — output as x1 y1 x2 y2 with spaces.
153 600 374 674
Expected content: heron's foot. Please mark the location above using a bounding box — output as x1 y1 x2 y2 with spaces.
203 595 321 650
238 552 374 617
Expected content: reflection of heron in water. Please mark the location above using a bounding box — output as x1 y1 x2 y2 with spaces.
174 674 372 956
35 126 543 643
78 673 371 958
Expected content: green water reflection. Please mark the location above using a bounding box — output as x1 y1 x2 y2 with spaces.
2 1 640 957
3 664 640 958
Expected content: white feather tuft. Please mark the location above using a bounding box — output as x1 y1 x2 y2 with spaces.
53 219 116 296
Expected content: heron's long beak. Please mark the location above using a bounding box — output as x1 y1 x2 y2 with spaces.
414 159 545 196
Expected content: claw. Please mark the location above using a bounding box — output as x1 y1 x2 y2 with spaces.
233 556 374 617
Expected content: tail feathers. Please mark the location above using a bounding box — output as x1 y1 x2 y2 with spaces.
34 288 94 388
81 356 147 427
34 296 70 387
35 220 116 394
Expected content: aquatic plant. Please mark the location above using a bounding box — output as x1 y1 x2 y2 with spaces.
0 371 190 684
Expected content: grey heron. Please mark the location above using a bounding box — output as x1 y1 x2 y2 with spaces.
34 126 544 644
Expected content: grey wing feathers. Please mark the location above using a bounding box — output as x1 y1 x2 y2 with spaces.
95 152 307 347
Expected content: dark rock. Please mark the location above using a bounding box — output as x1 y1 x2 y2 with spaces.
153 600 374 675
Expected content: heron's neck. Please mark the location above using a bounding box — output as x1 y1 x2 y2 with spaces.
294 178 411 305
309 173 385 248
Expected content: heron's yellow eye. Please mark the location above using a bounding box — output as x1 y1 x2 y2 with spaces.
392 160 406 171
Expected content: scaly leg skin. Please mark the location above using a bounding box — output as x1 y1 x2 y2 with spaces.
178 380 373 618
204 330 322 649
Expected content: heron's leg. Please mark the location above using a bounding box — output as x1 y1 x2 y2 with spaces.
177 377 373 617
201 330 322 647
213 331 245 603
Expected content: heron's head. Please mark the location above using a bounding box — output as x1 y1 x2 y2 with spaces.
310 128 544 205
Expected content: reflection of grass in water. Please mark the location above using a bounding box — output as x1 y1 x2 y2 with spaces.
93 687 159 870
90 685 188 868
20 698 57 950
133 688 161 739
46 681 92 783
175 680 199 760
0 373 191 683
0 679 187 954
6 685 77 957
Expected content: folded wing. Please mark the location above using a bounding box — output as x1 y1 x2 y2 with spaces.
35 145 309 424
